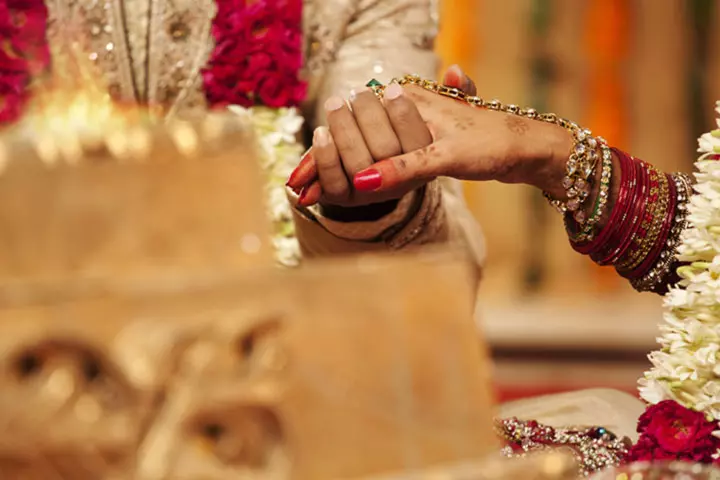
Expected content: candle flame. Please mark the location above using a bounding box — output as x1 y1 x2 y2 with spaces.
15 40 157 165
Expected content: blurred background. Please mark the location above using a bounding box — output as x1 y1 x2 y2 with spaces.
435 0 720 403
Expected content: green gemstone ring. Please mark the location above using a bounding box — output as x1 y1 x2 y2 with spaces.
365 78 385 98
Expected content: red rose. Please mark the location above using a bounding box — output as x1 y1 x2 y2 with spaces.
243 51 275 77
0 0 49 125
0 43 26 72
0 72 28 122
256 74 290 107
203 0 306 108
627 401 720 465
7 0 46 8
639 401 718 453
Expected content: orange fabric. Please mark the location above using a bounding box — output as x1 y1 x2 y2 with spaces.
584 0 629 291
435 0 482 212
436 0 478 74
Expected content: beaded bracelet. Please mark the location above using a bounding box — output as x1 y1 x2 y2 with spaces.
571 149 635 257
567 143 613 242
567 148 692 291
553 131 604 223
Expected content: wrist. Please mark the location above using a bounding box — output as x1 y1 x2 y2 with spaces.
525 123 574 199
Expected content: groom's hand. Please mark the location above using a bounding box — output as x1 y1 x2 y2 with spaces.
288 84 431 208
286 64 479 207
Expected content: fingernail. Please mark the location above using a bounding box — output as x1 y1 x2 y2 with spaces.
444 65 463 88
286 170 304 189
324 96 345 112
349 86 368 102
313 126 329 146
449 64 464 77
287 150 311 187
353 169 382 192
384 83 403 100
297 185 310 205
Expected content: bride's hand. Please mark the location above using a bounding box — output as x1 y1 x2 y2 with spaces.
350 80 573 201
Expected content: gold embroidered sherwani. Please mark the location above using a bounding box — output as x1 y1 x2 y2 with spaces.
42 0 642 440
43 0 485 284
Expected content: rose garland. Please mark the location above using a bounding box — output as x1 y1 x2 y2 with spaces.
0 0 50 125
204 0 307 266
630 102 720 464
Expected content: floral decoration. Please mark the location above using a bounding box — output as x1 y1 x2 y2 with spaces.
635 101 720 463
205 0 306 266
627 401 720 464
2 0 307 265
203 0 306 109
228 105 304 266
0 0 50 124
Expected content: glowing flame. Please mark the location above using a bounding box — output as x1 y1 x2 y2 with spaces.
16 40 158 165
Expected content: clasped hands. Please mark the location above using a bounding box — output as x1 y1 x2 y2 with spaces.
286 66 573 210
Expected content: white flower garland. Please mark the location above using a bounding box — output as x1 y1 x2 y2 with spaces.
228 105 304 267
639 102 720 428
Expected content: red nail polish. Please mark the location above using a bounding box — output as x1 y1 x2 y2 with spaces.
297 185 309 205
353 169 382 192
287 166 303 188
287 151 312 187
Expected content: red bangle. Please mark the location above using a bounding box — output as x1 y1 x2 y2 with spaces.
573 149 633 256
602 162 648 265
624 172 677 280
595 155 648 265
614 164 662 269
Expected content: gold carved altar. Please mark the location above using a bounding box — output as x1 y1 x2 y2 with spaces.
0 77 580 478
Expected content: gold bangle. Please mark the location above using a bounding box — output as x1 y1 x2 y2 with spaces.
617 166 670 272
630 173 692 292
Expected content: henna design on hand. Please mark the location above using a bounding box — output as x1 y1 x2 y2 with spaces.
505 116 529 136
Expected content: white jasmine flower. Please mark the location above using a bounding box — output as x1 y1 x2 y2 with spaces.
228 105 305 267
698 132 720 154
640 102 720 424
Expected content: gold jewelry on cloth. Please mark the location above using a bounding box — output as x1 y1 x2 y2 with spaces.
495 417 630 477
365 75 602 224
